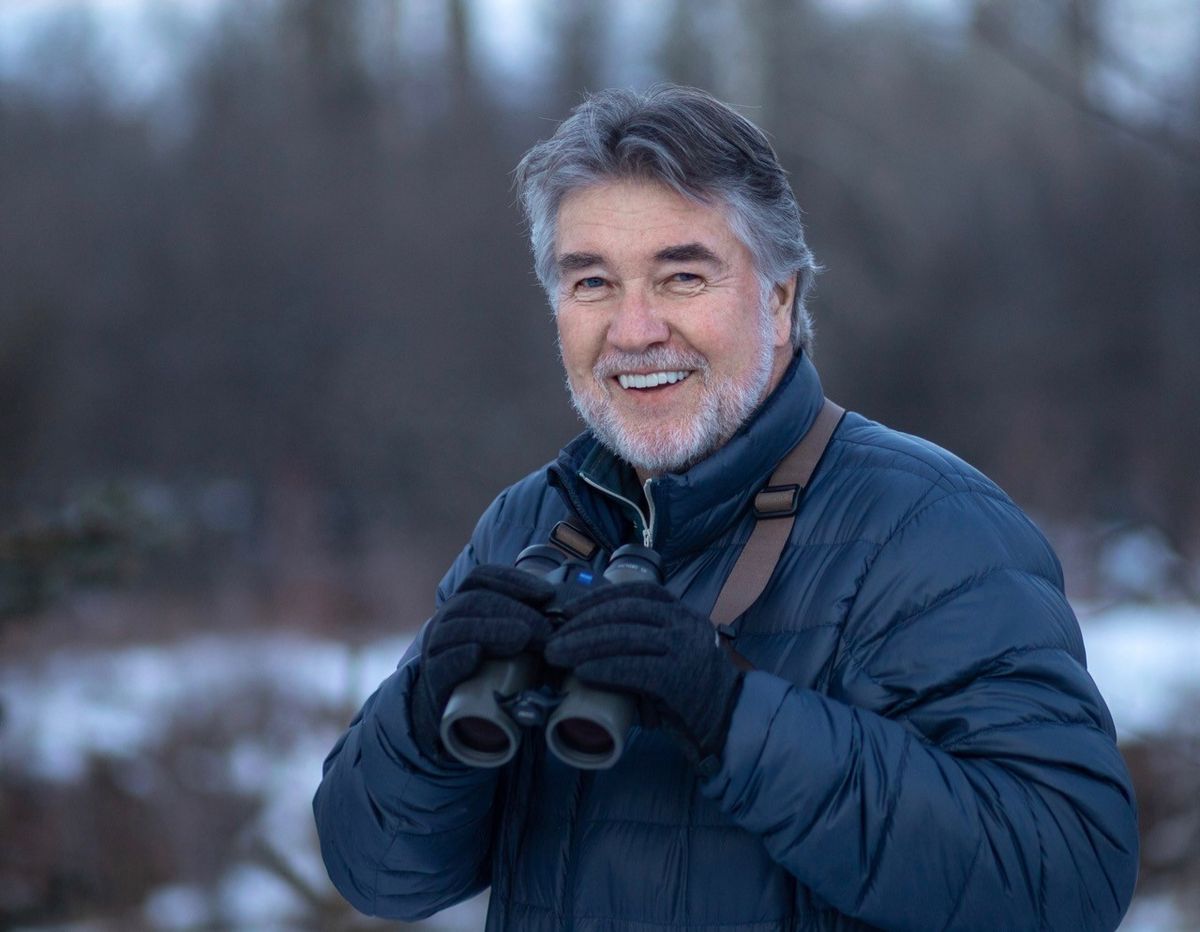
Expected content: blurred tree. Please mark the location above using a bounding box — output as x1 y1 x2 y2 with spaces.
657 0 718 92
545 0 607 107
1 0 1198 589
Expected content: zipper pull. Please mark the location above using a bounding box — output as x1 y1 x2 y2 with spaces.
642 477 657 549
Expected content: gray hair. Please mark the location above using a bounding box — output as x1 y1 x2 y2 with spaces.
514 85 818 352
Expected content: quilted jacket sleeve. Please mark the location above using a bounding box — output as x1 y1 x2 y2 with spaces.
313 492 510 920
702 487 1139 931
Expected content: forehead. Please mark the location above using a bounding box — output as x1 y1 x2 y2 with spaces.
555 179 741 260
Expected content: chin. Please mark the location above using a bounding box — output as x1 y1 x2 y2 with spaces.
569 383 726 474
604 418 720 475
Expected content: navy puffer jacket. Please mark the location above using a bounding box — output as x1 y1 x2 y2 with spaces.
314 353 1138 930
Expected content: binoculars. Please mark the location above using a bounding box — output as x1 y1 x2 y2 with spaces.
439 542 663 770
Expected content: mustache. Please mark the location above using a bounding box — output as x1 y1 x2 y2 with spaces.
592 347 708 379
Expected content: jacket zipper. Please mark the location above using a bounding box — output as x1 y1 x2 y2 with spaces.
578 473 658 548
642 477 658 548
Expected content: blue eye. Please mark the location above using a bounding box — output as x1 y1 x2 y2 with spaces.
580 277 605 289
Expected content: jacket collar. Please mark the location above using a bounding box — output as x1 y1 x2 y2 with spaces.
548 351 827 564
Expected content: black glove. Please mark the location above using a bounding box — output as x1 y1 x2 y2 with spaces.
543 583 743 770
409 564 554 763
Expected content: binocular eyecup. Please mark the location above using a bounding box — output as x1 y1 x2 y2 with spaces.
439 542 663 770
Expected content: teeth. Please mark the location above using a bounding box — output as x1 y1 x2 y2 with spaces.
617 370 689 389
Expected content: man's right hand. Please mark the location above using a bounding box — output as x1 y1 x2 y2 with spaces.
409 565 555 763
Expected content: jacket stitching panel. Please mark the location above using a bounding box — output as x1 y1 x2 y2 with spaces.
826 480 947 683
833 436 990 491
938 830 987 932
854 731 913 913
942 714 1112 752
830 487 1052 684
373 769 417 913
1015 772 1050 929
841 565 1060 675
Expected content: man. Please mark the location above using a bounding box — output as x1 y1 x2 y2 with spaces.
314 86 1138 930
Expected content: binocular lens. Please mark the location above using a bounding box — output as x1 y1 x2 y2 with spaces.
440 656 535 767
551 716 616 756
450 716 512 755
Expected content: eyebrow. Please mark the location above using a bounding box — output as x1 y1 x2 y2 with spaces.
654 242 723 266
557 252 605 273
555 242 724 275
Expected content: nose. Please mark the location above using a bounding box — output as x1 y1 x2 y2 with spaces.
606 285 670 353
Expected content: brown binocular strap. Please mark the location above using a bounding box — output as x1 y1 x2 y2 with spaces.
711 398 845 672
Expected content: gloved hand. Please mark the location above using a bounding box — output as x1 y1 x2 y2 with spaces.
544 582 743 771
409 564 555 763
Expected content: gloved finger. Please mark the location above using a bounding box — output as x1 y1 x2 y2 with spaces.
552 597 679 639
428 608 551 657
544 621 672 667
456 564 556 607
438 588 553 631
559 581 674 618
569 655 672 700
420 641 483 690
427 618 523 658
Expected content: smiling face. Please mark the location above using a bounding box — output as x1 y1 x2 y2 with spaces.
554 179 796 478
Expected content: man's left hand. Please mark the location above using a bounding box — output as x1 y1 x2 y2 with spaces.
544 583 743 769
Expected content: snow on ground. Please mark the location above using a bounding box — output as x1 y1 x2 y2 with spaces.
0 631 412 783
0 601 1196 929
1076 602 1200 740
0 627 496 929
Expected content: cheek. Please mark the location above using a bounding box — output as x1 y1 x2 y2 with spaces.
556 311 601 375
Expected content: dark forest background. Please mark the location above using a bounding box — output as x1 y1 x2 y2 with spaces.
2 0 1198 609
1 0 1198 928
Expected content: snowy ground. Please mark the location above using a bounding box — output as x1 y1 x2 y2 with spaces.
1 601 1197 930
1075 602 1200 742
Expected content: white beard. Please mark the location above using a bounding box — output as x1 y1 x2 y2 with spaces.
563 303 777 475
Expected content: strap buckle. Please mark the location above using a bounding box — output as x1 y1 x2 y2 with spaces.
549 520 600 561
753 484 801 519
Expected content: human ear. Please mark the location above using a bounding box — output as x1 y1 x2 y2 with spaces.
769 275 797 348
